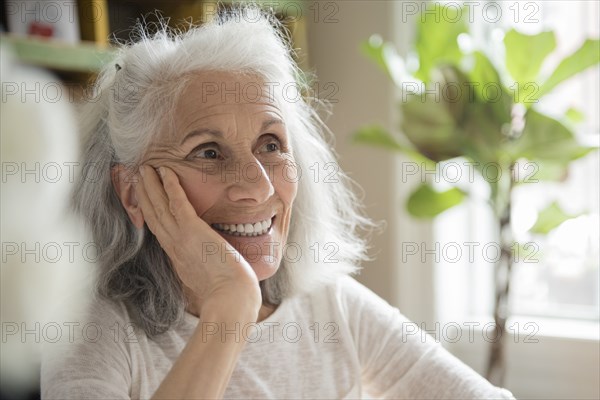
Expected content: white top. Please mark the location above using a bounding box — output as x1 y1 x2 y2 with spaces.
41 276 515 399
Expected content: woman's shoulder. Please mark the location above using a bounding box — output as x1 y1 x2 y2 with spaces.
94 293 132 319
291 274 397 322
41 292 137 399
45 289 139 347
322 274 394 309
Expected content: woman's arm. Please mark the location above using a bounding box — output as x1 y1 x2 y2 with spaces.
151 305 256 399
135 166 262 399
338 276 516 399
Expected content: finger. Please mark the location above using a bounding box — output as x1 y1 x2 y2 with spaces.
160 167 204 225
159 167 238 250
137 165 178 235
135 171 172 243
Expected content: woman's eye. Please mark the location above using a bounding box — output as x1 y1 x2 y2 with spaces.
191 146 222 160
202 149 219 159
266 142 279 152
259 139 281 153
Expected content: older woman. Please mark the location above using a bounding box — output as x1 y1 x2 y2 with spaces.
41 7 515 400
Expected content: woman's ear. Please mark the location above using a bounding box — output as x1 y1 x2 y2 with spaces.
111 164 145 229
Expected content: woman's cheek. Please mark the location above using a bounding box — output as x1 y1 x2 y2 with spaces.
275 160 299 205
175 169 222 217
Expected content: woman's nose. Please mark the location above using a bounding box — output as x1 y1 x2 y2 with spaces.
226 158 275 204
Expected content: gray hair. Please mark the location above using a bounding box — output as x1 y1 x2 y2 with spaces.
73 6 372 336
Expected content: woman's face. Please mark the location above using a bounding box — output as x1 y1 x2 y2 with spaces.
144 71 298 281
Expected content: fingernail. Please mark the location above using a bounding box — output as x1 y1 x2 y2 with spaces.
158 167 165 177
139 165 145 177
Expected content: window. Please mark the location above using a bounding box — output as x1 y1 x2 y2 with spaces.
434 0 600 330
431 2 599 397
507 0 600 322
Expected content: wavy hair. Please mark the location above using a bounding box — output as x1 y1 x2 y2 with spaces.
73 5 372 336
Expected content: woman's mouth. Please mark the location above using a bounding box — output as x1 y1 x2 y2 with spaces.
211 217 274 237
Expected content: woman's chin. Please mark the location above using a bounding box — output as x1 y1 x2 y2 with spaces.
214 227 284 281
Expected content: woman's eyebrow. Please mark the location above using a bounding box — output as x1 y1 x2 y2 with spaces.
260 118 284 131
180 128 223 146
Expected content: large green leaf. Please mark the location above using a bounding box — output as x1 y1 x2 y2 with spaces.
461 101 509 166
504 29 556 83
353 125 435 166
509 109 594 163
400 93 462 162
530 201 581 234
400 65 489 162
414 4 468 82
406 183 465 218
539 38 600 97
434 65 470 122
353 125 404 151
459 53 513 174
469 51 502 100
515 159 567 183
462 52 512 170
468 51 513 124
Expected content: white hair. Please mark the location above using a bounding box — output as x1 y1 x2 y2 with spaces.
73 5 372 336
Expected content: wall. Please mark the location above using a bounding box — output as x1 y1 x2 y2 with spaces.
305 0 435 324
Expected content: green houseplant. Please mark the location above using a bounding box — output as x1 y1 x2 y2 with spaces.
354 3 599 385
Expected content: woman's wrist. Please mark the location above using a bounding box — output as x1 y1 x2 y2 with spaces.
198 291 262 324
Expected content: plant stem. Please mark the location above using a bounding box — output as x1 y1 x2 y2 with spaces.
486 162 516 386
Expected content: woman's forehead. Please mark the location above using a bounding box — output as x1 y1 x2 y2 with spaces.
178 70 283 106
174 72 284 118
175 102 285 134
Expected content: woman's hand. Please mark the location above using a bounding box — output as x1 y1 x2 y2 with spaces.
135 165 262 318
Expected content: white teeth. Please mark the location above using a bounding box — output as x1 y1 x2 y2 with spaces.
212 218 273 236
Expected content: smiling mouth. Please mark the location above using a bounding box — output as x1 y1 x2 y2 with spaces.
211 217 274 237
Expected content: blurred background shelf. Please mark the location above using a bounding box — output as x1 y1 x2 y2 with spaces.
0 0 307 84
0 34 115 73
